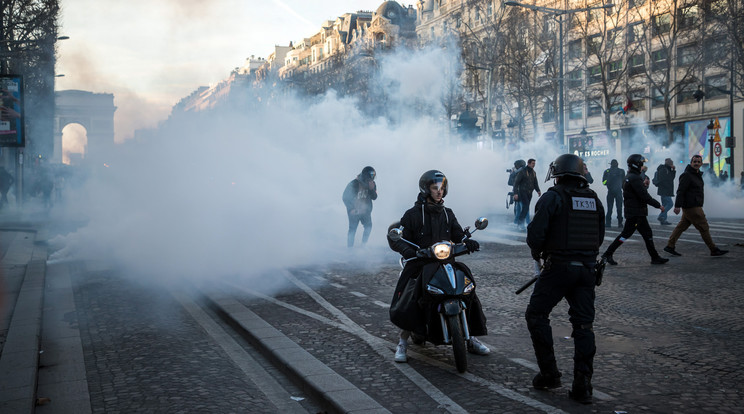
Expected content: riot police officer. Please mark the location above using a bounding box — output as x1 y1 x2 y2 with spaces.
525 154 605 404
601 154 669 265
602 159 625 228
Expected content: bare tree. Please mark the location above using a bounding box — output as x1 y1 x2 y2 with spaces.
569 2 641 136
632 0 707 144
1 0 61 158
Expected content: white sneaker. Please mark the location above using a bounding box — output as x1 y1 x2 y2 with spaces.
468 337 490 355
394 344 408 362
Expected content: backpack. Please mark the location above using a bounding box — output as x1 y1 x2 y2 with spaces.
652 170 659 187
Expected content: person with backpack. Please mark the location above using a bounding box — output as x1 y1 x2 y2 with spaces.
652 158 675 225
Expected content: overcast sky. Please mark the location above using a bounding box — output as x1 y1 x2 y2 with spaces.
55 0 381 142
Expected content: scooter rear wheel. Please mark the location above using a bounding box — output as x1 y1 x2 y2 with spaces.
446 315 467 373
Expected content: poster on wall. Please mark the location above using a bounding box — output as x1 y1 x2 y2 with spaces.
686 117 730 174
0 75 25 147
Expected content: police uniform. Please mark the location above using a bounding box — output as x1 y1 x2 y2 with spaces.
525 155 605 404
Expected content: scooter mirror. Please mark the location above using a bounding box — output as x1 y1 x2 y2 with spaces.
474 217 488 230
388 227 403 242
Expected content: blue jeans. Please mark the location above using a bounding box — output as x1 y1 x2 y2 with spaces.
658 196 673 222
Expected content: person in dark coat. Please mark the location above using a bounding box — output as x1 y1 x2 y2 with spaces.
663 155 728 257
652 158 676 225
526 154 605 404
601 154 668 265
513 158 542 231
508 159 526 224
0 167 14 209
602 159 625 228
388 170 488 363
342 166 377 247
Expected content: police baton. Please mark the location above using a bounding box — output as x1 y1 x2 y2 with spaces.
515 260 542 295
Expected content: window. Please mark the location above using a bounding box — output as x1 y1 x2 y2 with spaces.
610 95 624 113
629 89 646 110
629 54 645 76
568 40 583 60
677 82 698 104
652 13 671 36
588 100 602 116
609 28 624 46
704 36 726 62
587 34 602 55
588 65 602 84
652 48 669 71
568 69 583 88
542 99 555 122
706 74 728 99
627 22 644 44
678 5 700 30
629 0 646 8
608 60 623 80
704 0 726 17
569 101 583 119
677 44 699 66
652 87 665 107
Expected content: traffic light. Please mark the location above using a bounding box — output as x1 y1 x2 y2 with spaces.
725 136 735 148
724 156 733 164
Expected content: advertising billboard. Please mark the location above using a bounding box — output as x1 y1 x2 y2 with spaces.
0 75 25 147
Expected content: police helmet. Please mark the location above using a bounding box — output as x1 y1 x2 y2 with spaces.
627 154 646 171
419 170 448 198
546 154 586 182
361 166 376 181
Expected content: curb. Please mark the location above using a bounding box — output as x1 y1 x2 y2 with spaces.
202 290 390 414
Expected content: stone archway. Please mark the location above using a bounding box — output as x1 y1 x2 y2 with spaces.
54 90 116 164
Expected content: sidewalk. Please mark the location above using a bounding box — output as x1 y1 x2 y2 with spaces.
0 215 387 414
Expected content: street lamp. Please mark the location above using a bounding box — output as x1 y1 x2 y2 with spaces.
503 1 614 149
707 119 715 174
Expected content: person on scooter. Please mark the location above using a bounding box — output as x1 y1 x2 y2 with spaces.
525 154 605 404
388 170 489 363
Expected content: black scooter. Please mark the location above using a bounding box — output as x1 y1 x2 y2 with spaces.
388 217 488 373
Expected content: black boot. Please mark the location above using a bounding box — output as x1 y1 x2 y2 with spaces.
644 238 668 264
533 371 562 390
601 238 623 266
568 371 593 404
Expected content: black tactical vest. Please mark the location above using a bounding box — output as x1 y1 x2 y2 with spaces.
544 185 602 252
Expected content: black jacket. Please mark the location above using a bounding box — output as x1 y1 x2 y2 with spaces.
675 164 705 208
653 164 676 196
342 175 377 215
513 166 540 197
623 169 661 217
389 193 466 260
602 166 625 192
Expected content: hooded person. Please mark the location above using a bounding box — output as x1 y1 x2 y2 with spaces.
601 154 668 266
387 170 489 363
342 166 377 247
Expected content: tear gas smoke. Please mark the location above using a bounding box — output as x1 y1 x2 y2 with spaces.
48 44 744 290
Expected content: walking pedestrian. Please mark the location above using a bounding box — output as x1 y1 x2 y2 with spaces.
652 158 676 225
602 159 624 228
508 159 526 224
583 162 594 184
601 154 669 265
526 154 604 404
513 158 542 231
342 166 377 247
663 155 728 257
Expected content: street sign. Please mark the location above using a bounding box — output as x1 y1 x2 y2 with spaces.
714 130 721 142
714 142 722 157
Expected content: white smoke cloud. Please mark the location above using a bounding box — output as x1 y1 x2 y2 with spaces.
47 43 744 289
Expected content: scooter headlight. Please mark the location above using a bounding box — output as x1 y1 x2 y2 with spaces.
426 284 445 295
432 242 452 260
463 276 475 294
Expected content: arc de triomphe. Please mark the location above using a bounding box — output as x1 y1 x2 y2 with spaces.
54 90 116 163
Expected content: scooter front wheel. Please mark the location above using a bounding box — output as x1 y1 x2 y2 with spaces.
446 314 467 373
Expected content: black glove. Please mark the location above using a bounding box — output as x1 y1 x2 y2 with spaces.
531 250 542 261
464 239 480 253
416 248 429 259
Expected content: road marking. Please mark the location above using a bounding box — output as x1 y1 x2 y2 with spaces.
350 291 367 297
329 282 345 289
173 291 307 414
373 300 390 308
229 273 569 413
